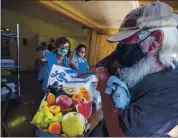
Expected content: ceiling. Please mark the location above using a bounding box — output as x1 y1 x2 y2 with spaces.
63 1 137 29
39 0 177 30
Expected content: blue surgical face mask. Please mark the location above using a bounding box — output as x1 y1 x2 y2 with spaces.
57 48 68 56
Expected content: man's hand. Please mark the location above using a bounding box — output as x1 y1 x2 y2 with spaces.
95 67 109 82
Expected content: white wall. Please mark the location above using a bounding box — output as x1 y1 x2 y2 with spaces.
1 1 91 71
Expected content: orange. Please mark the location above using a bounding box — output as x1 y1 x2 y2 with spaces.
47 93 56 106
48 122 61 135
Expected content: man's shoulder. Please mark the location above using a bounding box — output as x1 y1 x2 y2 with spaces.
130 68 178 100
121 67 178 137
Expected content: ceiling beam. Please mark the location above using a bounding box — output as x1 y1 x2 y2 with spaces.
39 0 102 29
95 28 119 35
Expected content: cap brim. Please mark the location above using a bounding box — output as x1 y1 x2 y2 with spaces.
107 29 141 42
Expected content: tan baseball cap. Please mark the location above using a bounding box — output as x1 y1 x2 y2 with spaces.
107 2 178 42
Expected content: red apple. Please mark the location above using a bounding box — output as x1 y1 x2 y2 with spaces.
56 95 73 109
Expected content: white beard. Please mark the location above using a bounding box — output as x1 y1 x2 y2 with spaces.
120 56 160 88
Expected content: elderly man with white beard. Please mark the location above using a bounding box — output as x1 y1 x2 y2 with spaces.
95 2 178 137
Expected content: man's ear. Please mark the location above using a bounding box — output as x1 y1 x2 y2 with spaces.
149 30 164 56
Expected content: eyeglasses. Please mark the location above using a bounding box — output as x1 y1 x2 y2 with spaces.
60 45 69 50
119 29 153 46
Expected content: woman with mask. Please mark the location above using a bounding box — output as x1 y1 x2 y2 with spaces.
35 37 77 93
72 44 89 72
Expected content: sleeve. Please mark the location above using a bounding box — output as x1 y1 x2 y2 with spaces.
84 58 89 69
120 87 178 137
95 50 121 68
43 51 56 70
71 50 78 68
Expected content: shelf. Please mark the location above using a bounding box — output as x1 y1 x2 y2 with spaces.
1 59 19 70
1 24 21 102
1 32 18 38
1 92 21 102
1 66 19 70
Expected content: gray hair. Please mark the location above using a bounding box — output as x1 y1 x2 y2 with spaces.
139 27 178 69
120 27 178 88
120 56 160 88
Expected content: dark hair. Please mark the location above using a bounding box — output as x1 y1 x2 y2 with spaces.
40 42 47 50
41 42 47 47
55 37 71 48
55 37 71 57
76 44 87 52
51 39 55 43
48 44 54 52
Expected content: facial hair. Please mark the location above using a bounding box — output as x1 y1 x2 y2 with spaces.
120 56 161 88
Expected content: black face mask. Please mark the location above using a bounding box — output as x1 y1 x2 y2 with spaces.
117 32 152 67
117 43 146 67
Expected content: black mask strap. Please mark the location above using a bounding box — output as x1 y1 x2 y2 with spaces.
119 30 153 47
137 30 153 45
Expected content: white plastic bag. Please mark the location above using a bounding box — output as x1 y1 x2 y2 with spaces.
47 65 98 96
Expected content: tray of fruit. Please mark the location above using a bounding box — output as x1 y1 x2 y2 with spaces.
31 83 93 137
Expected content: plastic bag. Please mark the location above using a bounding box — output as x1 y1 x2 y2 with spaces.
47 65 98 97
